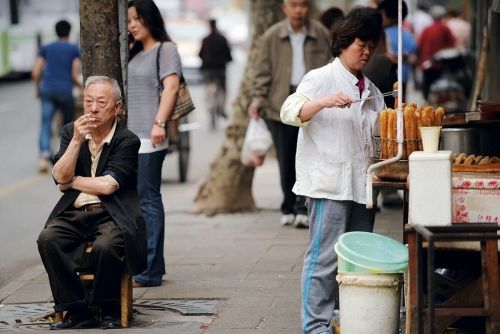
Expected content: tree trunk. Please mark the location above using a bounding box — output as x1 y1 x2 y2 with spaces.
80 0 123 92
192 0 283 216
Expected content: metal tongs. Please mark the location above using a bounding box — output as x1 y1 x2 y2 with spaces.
352 90 397 103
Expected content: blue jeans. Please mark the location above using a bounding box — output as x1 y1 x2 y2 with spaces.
133 149 167 286
39 93 75 159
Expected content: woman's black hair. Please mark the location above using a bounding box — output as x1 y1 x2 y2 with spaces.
128 0 172 60
330 8 382 58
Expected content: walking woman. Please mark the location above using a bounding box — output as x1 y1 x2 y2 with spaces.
127 0 181 287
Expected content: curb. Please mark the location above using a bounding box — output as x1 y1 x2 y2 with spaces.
0 264 46 303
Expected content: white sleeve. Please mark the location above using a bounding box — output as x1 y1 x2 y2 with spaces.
280 93 310 127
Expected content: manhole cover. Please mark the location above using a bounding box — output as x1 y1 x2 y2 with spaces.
0 299 221 331
135 299 219 315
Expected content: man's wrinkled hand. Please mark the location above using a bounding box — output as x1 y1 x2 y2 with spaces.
73 114 97 143
248 105 259 119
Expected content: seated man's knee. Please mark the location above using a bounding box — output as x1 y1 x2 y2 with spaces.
37 226 60 249
92 229 124 258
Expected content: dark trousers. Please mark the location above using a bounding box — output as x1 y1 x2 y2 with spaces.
37 208 125 313
265 119 307 216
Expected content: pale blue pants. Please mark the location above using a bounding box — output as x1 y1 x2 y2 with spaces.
301 197 377 334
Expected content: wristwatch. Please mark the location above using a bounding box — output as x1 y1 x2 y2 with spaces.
154 120 166 128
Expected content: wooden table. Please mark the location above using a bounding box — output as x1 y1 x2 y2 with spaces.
405 223 500 334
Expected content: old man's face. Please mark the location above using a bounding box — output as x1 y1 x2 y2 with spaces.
83 82 121 129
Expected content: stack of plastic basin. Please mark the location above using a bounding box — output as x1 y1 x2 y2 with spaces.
335 232 408 333
335 231 408 274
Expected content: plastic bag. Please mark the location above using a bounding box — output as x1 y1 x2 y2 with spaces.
241 118 273 167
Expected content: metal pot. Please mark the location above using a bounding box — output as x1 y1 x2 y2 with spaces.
440 128 479 155
440 127 500 156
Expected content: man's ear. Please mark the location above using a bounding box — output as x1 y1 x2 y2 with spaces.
115 101 123 114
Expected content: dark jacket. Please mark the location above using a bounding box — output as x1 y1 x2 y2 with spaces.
199 31 232 70
45 121 147 275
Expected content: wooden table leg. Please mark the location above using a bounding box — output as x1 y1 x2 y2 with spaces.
406 229 419 334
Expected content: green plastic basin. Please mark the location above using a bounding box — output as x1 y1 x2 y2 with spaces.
335 232 408 273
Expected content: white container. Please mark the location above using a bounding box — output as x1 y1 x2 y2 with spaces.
419 126 442 152
337 273 403 334
409 150 452 226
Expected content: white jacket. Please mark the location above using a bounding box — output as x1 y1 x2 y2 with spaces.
281 58 385 204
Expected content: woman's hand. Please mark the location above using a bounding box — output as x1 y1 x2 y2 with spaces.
297 92 354 122
151 124 167 147
320 92 354 109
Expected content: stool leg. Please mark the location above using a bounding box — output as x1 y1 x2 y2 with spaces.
127 275 133 320
120 272 132 328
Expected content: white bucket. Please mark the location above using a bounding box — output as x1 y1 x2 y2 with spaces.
336 273 403 334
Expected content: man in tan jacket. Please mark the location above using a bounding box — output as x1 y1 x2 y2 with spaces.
248 0 331 228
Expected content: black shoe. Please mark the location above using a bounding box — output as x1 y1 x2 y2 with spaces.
50 311 97 330
101 315 121 329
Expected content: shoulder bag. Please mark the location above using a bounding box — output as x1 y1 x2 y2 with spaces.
156 42 195 121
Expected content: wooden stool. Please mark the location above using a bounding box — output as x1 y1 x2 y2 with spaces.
54 242 133 328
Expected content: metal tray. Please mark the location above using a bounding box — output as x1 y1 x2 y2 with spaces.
372 159 409 182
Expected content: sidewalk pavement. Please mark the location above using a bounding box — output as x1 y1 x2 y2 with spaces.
0 157 405 333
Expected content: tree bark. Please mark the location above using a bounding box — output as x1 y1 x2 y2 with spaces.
80 0 123 93
192 0 283 216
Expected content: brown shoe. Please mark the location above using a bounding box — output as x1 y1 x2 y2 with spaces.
132 280 144 288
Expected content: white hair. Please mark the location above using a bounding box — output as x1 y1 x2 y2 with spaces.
84 75 122 101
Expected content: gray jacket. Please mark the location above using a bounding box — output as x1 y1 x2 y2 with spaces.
251 19 331 121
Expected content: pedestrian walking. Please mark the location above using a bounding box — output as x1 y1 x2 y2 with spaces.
37 76 146 330
280 10 384 334
418 5 456 100
318 6 344 39
248 0 331 228
445 7 471 51
199 18 232 120
377 0 417 94
32 19 82 173
127 0 181 287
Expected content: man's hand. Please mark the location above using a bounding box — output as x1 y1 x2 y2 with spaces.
58 176 76 192
248 105 259 119
73 114 97 143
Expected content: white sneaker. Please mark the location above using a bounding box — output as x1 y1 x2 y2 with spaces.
280 214 295 226
38 159 49 173
293 214 309 228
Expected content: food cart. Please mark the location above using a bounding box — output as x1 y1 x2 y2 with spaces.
365 1 500 333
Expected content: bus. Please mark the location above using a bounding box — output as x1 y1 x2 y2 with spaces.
0 0 79 78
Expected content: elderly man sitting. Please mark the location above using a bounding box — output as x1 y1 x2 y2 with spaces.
37 75 146 330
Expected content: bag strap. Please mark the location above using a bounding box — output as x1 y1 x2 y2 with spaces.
156 42 163 97
156 42 185 99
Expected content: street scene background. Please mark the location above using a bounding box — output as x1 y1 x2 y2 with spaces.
0 0 488 332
